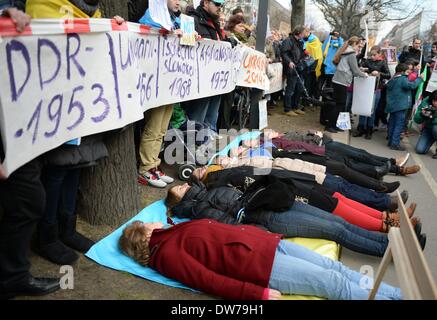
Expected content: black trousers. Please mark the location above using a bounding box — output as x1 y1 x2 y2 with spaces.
0 158 45 288
329 83 348 128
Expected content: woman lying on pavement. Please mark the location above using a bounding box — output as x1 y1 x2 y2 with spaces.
264 130 420 178
190 165 417 232
119 219 403 300
165 181 427 257
207 155 401 210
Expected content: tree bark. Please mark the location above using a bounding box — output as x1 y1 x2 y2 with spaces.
77 1 140 227
291 0 305 31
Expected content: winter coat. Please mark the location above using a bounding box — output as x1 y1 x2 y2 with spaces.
322 36 344 75
332 46 367 87
361 58 391 89
282 131 326 146
280 35 305 75
218 156 327 184
385 74 423 113
128 0 148 23
399 47 423 65
41 135 108 169
414 97 437 129
272 137 326 156
148 219 282 300
188 6 223 41
172 179 295 223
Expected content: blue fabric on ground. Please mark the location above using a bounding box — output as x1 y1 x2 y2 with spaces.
85 200 195 292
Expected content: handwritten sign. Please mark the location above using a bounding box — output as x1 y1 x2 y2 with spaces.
265 63 283 94
180 14 196 46
259 99 268 130
336 112 351 130
351 76 376 117
235 45 270 91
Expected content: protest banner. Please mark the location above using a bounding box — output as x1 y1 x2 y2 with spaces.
180 14 196 46
426 62 437 93
265 63 283 94
234 45 270 91
351 76 376 117
0 18 270 177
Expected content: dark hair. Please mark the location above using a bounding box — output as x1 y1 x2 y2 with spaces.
430 90 437 104
395 63 410 74
225 14 245 32
232 7 244 15
433 41 437 47
333 36 361 65
405 58 420 66
292 26 305 36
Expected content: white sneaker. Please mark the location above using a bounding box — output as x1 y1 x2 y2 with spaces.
156 167 175 184
138 170 167 188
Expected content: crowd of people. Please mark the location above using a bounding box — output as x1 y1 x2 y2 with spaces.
0 0 435 301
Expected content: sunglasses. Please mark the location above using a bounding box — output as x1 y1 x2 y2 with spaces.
211 1 223 7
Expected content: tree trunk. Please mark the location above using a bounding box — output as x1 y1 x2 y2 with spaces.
78 126 141 227
291 0 305 31
77 1 140 227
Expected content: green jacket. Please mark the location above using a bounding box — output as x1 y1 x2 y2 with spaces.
385 74 423 113
413 97 437 129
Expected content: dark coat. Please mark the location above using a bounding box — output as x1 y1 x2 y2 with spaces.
280 35 305 75
128 0 148 22
42 135 108 169
399 47 422 65
148 219 282 300
188 6 223 41
361 58 391 89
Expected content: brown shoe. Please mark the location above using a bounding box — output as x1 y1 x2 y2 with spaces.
399 165 420 175
407 202 417 218
284 111 298 117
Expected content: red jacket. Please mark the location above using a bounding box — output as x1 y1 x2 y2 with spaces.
148 219 282 300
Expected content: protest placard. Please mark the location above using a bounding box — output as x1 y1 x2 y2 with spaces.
0 19 271 177
351 76 376 116
259 99 268 130
336 112 351 130
234 45 270 91
180 14 196 46
265 63 283 94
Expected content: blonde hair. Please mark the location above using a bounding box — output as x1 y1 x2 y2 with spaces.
333 36 361 65
119 221 151 266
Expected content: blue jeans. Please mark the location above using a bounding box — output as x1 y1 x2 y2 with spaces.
248 201 389 257
388 110 407 147
269 240 402 300
41 167 81 224
183 95 222 132
323 174 391 211
284 72 304 112
415 125 437 154
358 90 381 129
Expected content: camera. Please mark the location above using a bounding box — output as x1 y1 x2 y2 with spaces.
422 106 436 119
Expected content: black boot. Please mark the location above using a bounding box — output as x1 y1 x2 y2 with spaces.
365 127 373 140
36 222 79 265
59 215 95 253
352 125 364 137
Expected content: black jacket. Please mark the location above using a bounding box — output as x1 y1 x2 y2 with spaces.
128 0 148 22
42 134 108 169
280 35 305 74
399 47 424 68
172 177 296 224
361 58 391 89
189 6 223 41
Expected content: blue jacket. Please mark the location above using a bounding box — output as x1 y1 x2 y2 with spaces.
139 9 180 29
385 74 423 113
322 36 344 75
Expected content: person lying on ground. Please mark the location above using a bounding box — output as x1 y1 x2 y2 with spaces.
119 219 403 300
190 165 417 232
165 181 427 257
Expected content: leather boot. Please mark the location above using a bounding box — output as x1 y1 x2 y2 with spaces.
352 125 365 137
36 222 78 265
59 215 95 253
365 127 373 140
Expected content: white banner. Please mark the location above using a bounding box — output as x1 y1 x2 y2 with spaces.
265 63 283 94
351 76 376 117
0 31 251 176
234 45 270 91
